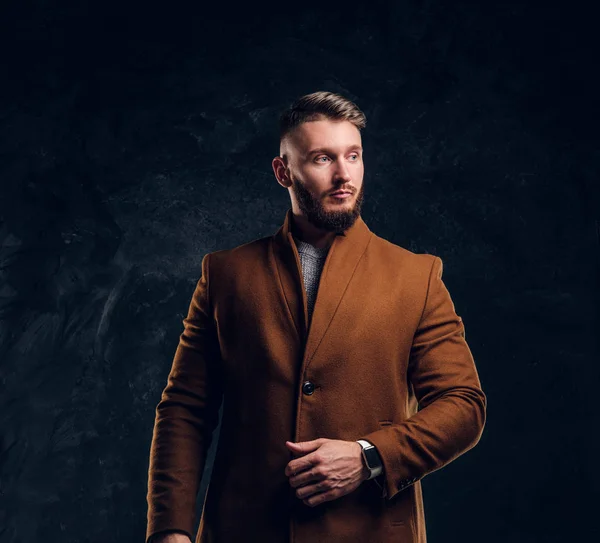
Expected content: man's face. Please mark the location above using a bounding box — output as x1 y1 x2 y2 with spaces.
279 118 365 233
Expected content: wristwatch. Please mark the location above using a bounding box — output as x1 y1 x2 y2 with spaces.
357 439 383 480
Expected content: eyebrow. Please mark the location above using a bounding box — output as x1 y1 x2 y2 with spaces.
306 145 363 156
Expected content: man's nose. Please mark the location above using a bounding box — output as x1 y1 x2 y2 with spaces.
333 160 352 183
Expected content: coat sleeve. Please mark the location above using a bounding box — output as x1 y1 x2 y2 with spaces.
359 255 487 500
146 253 224 543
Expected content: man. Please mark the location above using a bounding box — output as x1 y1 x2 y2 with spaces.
146 91 487 543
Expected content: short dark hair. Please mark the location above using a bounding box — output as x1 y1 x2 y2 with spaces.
279 91 367 146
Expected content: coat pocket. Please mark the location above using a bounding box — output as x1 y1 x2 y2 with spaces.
384 485 414 527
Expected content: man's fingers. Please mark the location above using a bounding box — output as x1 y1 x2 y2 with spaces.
286 454 317 476
303 488 338 507
289 468 325 488
295 478 329 499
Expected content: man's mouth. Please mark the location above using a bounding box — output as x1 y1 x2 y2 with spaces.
329 190 353 199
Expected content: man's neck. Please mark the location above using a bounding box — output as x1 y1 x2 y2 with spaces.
290 212 336 249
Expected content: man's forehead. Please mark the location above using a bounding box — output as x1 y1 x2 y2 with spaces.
286 120 362 154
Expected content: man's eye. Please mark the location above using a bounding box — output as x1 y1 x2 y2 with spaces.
316 156 329 163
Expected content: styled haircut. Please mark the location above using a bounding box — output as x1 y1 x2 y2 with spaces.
279 91 367 148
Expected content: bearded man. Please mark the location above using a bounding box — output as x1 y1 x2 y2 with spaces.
146 91 487 543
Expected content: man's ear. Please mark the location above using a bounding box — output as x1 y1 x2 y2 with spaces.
272 156 292 188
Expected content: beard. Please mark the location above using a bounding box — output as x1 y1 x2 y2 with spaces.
291 177 365 233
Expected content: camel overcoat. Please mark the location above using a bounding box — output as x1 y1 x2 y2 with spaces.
146 208 487 543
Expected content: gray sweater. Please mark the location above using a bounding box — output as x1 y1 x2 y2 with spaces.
293 237 330 325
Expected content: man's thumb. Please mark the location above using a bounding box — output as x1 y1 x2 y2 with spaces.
285 439 322 452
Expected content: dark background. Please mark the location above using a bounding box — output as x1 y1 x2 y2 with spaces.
0 1 598 541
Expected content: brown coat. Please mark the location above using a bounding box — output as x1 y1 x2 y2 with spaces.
146 208 487 543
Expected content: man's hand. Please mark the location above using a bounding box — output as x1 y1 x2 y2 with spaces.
149 531 191 543
285 438 369 507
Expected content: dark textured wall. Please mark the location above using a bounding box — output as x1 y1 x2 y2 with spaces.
0 1 598 542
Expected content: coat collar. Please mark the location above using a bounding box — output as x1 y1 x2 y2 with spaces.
272 208 373 367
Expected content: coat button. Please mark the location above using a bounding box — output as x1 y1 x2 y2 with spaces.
302 381 315 395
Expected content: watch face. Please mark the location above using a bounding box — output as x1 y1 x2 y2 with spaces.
363 446 379 468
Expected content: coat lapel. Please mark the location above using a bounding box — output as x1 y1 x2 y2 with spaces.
271 210 307 344
272 208 373 370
